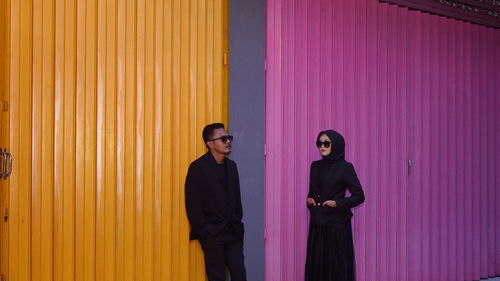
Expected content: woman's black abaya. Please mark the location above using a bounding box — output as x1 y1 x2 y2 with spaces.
305 130 365 281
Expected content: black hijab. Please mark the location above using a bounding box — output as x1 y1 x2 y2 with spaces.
317 130 345 163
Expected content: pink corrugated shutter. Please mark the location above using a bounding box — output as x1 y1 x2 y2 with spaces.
265 0 500 281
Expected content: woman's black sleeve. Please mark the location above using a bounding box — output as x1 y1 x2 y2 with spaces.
307 162 316 209
307 162 316 198
335 163 365 210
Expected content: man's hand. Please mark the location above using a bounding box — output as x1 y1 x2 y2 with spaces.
322 200 337 207
307 197 316 206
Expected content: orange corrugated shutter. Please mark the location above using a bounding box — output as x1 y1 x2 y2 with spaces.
2 0 228 280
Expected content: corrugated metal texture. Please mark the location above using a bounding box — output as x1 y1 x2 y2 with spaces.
265 0 500 281
0 0 11 279
497 33 500 275
406 15 500 281
409 17 500 281
5 0 228 281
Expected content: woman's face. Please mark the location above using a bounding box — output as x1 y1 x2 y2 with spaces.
317 134 332 157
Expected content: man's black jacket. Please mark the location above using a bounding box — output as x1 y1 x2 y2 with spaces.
185 152 244 241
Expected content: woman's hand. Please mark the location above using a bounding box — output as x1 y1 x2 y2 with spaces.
307 197 316 206
322 200 337 207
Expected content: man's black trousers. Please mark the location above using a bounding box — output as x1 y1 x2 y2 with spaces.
200 231 247 281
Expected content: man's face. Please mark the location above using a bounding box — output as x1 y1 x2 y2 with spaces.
207 128 232 155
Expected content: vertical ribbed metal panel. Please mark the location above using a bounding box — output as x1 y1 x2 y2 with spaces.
0 0 11 279
496 32 500 276
406 15 500 281
3 0 228 281
265 0 500 281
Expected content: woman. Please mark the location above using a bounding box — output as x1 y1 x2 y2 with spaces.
305 130 365 281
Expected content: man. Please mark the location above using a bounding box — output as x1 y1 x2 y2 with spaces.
185 123 247 281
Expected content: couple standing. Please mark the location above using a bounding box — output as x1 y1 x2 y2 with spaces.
185 123 365 281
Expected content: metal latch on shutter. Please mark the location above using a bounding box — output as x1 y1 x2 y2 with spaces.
0 149 13 179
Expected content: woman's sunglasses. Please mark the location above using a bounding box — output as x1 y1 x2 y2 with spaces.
209 135 234 143
316 141 331 148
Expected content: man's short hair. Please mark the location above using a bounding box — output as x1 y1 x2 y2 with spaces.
203 123 225 147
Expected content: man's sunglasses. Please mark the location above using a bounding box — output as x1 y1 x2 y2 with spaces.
316 141 331 148
209 135 234 143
